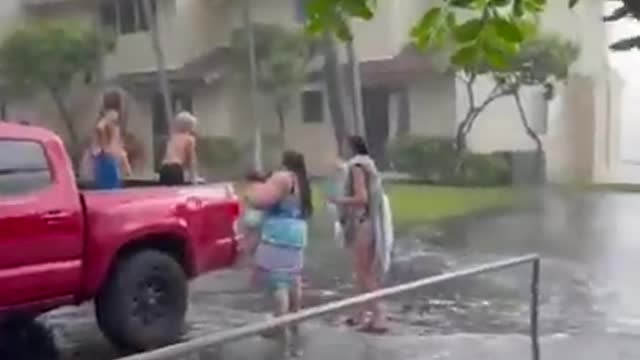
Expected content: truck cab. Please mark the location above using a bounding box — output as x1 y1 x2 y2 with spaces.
0 122 240 351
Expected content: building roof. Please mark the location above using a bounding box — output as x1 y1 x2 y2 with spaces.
307 49 435 87
117 46 435 91
358 51 434 86
116 47 233 91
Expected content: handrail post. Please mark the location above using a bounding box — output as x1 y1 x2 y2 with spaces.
530 258 540 360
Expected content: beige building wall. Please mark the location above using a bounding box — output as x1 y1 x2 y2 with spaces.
104 1 181 76
462 0 609 182
408 72 457 138
193 85 234 138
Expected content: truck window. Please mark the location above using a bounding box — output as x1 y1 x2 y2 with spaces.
0 140 52 196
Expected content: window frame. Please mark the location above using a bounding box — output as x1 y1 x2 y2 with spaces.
101 0 158 35
294 0 308 23
0 139 54 198
301 89 324 124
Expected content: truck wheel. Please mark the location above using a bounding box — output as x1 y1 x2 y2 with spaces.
95 250 188 352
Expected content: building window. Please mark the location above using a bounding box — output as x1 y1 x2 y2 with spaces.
301 90 323 124
294 0 307 23
100 0 158 35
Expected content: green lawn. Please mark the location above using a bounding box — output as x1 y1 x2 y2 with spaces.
386 184 517 227
312 183 518 228
568 183 640 193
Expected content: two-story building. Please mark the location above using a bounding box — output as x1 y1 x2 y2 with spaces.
0 0 625 184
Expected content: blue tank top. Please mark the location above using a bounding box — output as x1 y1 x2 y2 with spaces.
93 151 121 190
261 191 307 249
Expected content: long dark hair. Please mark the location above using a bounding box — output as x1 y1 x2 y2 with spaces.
347 135 369 156
282 150 313 219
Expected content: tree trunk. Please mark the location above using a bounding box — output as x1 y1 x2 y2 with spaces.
142 0 173 130
346 38 365 137
243 0 263 172
322 32 349 156
276 103 286 150
513 90 544 180
456 108 477 151
93 2 106 87
50 88 81 169
455 75 476 151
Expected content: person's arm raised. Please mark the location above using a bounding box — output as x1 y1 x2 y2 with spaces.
246 172 291 209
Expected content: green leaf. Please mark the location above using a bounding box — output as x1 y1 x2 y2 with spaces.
454 19 484 43
411 7 444 49
490 0 511 6
412 7 443 37
524 0 545 12
491 17 524 43
483 39 511 70
450 0 477 9
452 44 479 67
340 0 374 20
568 0 579 9
513 0 524 16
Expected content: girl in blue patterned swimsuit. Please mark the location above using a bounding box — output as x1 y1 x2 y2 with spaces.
246 151 312 359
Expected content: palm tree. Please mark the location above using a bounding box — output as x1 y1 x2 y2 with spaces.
141 0 173 129
243 0 263 172
322 32 350 156
345 37 365 137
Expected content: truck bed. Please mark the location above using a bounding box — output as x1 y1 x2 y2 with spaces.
77 181 239 297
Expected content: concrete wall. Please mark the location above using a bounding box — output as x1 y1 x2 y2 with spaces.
193 84 234 138
461 0 609 182
104 1 181 75
408 72 456 138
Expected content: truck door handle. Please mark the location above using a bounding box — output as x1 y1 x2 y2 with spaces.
42 210 71 222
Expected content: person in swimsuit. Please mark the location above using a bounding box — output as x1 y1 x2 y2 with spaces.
159 111 201 185
92 110 132 190
81 89 132 189
238 170 271 258
245 151 312 358
329 135 388 334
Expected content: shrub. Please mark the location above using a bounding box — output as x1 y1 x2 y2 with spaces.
197 136 243 179
456 152 511 186
390 136 457 183
196 135 284 181
390 136 512 186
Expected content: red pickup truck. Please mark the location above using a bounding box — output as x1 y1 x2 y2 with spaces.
0 123 241 351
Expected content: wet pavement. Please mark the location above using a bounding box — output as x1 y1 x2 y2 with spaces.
47 189 640 359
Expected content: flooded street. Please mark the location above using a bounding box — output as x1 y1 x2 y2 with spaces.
49 189 640 359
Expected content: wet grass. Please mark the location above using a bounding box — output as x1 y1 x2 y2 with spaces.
386 184 517 227
312 183 518 228
568 183 640 193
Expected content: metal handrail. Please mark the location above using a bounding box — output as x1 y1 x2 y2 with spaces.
119 254 541 360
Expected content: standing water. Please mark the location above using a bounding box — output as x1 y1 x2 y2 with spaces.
49 189 640 359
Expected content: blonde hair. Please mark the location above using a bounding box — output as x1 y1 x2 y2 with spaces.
174 111 198 133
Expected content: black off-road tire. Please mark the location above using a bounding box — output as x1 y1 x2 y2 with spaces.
95 250 188 352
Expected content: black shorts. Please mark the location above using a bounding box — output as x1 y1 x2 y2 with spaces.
159 163 185 186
